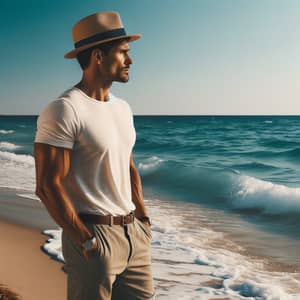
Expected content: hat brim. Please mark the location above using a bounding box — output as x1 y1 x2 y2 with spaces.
64 34 141 59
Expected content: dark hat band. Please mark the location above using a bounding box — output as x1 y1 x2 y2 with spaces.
74 28 127 48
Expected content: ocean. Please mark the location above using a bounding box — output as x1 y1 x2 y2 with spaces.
1 114 300 299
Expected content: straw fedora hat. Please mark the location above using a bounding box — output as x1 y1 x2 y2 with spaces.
64 11 141 59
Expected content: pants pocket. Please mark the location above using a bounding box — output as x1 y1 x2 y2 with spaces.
136 218 152 241
61 229 85 271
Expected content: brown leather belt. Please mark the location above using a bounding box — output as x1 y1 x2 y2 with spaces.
78 211 135 226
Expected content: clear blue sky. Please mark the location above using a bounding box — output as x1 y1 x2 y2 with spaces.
1 0 300 115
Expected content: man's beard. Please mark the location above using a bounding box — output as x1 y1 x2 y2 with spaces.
114 72 129 83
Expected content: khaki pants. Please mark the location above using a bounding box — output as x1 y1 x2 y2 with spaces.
62 218 155 300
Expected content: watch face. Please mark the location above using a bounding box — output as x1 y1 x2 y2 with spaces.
86 240 93 249
83 237 95 250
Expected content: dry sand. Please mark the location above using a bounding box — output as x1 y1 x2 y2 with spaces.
0 219 66 300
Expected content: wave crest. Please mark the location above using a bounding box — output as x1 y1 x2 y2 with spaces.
0 142 21 151
233 175 300 215
0 151 34 166
0 129 14 134
138 157 300 217
138 156 164 175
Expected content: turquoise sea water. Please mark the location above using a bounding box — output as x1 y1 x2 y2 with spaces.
1 115 300 237
134 116 300 239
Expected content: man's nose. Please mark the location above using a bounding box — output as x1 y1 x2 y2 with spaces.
126 54 133 65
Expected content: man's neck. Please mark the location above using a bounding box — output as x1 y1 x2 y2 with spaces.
76 77 112 102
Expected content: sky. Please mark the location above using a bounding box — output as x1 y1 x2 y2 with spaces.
1 0 300 115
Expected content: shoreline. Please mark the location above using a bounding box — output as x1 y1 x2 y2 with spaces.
1 187 300 298
0 219 66 300
2 185 300 270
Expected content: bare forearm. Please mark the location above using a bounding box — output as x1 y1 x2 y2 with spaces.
37 183 92 245
130 166 148 218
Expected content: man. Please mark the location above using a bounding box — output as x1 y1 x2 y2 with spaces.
34 11 155 300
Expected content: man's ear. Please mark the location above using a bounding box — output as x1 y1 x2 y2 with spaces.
92 48 103 65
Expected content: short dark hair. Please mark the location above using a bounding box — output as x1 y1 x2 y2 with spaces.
76 38 130 70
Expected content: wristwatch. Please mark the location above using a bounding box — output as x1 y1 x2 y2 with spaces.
82 236 97 251
139 216 152 226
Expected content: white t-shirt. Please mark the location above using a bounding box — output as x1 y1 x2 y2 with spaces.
35 86 136 216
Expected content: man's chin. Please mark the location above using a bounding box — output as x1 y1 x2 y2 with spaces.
115 76 129 83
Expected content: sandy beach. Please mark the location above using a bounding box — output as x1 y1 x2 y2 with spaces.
0 219 66 300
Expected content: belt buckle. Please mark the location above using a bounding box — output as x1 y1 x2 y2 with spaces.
130 211 135 222
109 215 113 227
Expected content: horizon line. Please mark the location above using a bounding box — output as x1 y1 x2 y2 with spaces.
1 114 300 117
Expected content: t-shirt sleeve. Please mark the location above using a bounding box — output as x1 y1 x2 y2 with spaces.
34 99 79 149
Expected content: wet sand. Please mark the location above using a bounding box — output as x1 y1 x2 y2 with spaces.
0 219 66 300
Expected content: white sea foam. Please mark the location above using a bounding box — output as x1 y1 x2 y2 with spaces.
0 129 14 134
41 197 300 299
233 175 300 214
264 120 273 124
0 150 34 165
0 150 35 191
138 156 164 175
148 199 300 299
0 142 21 151
43 230 64 262
17 193 40 201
